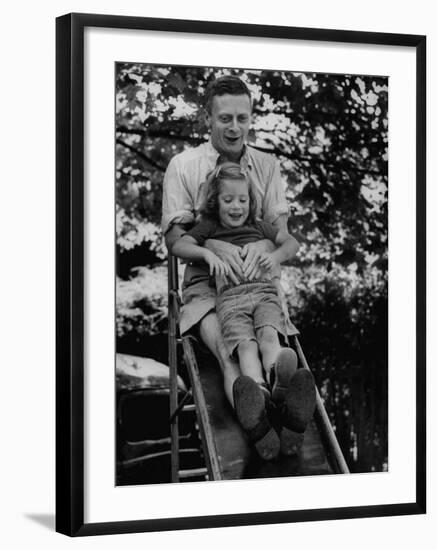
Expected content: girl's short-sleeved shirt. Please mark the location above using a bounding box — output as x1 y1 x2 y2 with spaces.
186 218 279 248
185 218 280 291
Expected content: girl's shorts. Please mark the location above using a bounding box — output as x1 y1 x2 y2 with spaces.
180 276 298 340
216 281 288 357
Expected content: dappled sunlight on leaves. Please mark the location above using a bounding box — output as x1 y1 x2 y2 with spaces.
116 266 168 338
116 207 166 258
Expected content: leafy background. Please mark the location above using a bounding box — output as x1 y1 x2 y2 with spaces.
116 64 388 473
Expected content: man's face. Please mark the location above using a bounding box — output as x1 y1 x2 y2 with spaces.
207 94 252 161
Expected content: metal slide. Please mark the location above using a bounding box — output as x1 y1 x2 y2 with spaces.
168 254 349 482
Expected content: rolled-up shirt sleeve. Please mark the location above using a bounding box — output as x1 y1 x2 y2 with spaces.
262 159 290 224
161 156 195 235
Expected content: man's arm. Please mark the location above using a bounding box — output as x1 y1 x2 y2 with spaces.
273 228 300 265
161 156 195 237
258 225 300 272
166 224 242 284
271 213 289 232
165 223 187 253
171 234 229 278
241 214 290 279
271 214 300 264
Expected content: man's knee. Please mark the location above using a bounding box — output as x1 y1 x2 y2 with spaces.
199 313 233 365
198 312 221 352
197 314 240 401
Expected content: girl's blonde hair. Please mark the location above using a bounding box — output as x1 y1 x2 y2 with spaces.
199 162 258 223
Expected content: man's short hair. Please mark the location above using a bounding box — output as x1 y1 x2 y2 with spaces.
204 75 251 114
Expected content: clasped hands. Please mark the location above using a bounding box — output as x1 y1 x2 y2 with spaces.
204 239 278 285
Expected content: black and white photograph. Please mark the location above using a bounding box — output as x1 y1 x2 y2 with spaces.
115 64 388 486
1 0 432 545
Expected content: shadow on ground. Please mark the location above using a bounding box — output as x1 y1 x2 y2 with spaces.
25 514 55 531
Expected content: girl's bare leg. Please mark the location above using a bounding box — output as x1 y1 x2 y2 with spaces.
256 325 282 379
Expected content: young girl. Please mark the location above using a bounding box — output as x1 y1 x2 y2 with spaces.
172 162 315 460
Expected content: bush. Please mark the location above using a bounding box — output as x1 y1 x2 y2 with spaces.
116 265 168 340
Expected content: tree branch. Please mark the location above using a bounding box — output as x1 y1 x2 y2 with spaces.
116 139 166 172
252 144 385 177
116 129 386 178
117 126 203 145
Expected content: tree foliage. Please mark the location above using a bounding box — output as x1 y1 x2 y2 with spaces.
115 64 388 273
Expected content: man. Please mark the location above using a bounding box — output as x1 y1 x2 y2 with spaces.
162 75 314 459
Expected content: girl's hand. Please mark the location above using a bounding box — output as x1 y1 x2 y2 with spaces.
203 249 230 278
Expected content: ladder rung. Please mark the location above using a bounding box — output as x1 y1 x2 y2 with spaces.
169 390 193 423
183 404 196 413
178 468 208 479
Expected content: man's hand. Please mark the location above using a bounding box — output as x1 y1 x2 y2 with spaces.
257 252 280 273
240 240 275 280
203 249 230 278
204 239 243 285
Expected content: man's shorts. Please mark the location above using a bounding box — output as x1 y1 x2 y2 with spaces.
180 277 217 336
216 281 288 357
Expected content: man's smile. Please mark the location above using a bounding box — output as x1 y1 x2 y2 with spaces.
208 94 251 160
224 135 241 144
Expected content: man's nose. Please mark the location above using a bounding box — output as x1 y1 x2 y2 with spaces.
229 117 239 131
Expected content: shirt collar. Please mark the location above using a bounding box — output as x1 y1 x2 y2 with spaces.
206 139 253 170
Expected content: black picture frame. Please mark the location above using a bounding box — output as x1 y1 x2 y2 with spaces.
56 12 426 537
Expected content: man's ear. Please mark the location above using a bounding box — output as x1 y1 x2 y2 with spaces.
204 110 211 129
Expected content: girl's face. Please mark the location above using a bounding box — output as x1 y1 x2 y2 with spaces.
217 178 250 229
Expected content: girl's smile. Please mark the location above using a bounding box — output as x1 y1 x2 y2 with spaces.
218 179 250 229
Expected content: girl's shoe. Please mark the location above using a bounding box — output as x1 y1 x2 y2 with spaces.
279 369 316 456
270 348 298 404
